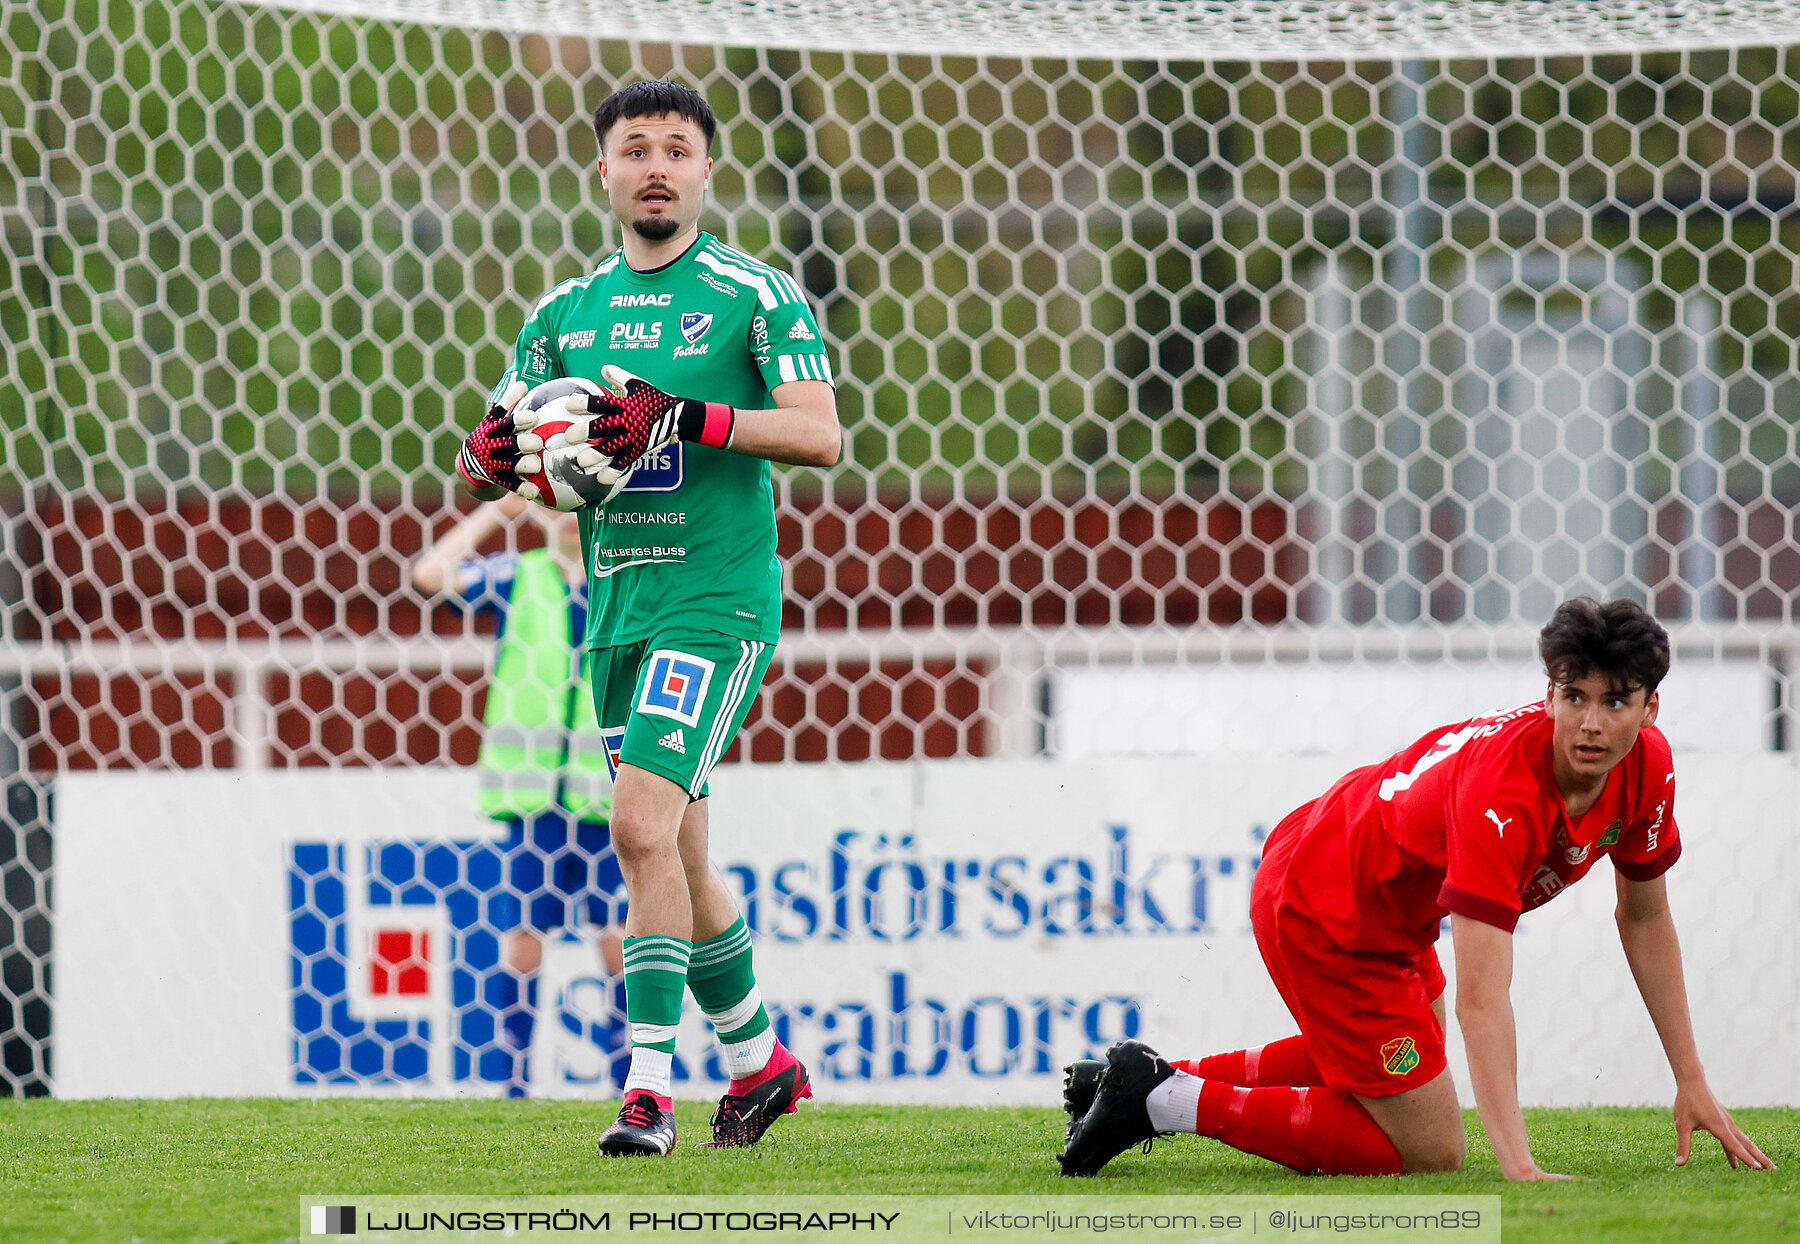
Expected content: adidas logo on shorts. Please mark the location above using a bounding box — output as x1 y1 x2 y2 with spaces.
657 730 687 754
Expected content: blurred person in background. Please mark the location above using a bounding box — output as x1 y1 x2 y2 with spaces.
414 495 626 1097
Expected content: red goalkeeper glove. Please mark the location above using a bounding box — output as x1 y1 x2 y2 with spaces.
561 364 735 471
455 380 530 498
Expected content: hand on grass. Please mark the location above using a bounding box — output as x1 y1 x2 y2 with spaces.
1673 1082 1776 1171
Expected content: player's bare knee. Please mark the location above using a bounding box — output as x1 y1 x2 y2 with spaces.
607 812 678 870
1359 1079 1463 1175
1401 1136 1466 1174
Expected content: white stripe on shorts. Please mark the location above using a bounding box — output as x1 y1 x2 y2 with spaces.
690 640 764 796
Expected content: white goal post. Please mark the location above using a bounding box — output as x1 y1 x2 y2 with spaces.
267 1 1800 59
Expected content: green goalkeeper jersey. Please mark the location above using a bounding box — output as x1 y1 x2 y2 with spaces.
490 233 834 649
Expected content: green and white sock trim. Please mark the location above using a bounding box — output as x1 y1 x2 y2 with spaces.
688 921 753 971
624 935 695 976
627 1022 681 1047
707 989 765 1035
687 918 775 1078
622 934 691 1098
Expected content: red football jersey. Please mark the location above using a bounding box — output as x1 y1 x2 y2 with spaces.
1279 701 1681 953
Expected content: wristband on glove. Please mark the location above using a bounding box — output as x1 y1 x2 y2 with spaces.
567 364 735 470
674 397 736 450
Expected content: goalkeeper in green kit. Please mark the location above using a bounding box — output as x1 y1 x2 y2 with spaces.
456 80 842 1156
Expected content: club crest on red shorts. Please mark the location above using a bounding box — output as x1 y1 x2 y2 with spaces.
1380 1036 1420 1076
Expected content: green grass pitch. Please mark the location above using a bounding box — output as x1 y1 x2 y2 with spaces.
0 1099 1792 1242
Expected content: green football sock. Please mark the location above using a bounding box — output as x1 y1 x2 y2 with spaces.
621 935 690 1096
687 918 775 1077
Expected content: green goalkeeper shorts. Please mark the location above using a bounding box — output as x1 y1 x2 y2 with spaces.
590 627 774 798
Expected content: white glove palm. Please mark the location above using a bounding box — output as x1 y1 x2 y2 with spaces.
523 438 632 510
510 383 636 510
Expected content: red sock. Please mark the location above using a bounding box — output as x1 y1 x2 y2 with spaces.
1175 1034 1324 1087
1193 1079 1404 1175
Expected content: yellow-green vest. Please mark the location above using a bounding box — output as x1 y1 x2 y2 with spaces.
477 549 613 819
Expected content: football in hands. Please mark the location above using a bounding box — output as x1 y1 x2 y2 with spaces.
510 378 631 511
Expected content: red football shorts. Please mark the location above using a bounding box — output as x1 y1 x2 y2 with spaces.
1251 799 1448 1098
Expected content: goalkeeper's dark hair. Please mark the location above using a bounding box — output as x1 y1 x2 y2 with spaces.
593 80 717 153
1537 597 1670 696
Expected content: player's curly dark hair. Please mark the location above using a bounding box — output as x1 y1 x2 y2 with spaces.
1538 597 1670 695
593 80 717 153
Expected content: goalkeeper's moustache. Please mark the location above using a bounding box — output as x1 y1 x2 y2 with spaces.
558 364 735 471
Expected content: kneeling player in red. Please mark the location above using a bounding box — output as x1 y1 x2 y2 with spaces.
1059 598 1776 1180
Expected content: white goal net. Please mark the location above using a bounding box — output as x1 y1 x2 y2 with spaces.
6 0 1800 1099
